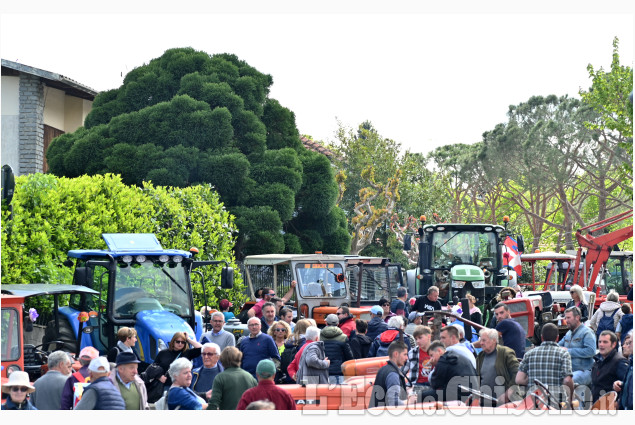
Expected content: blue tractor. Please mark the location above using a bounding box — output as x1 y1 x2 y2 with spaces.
35 233 233 363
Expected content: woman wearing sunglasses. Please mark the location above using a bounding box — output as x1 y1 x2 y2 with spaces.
151 331 202 390
1 371 37 410
267 320 292 356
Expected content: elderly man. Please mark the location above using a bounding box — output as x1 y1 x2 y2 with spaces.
260 302 277 334
109 352 149 410
75 357 125 410
591 330 628 402
31 350 72 409
476 328 519 405
440 325 476 369
60 346 99 409
368 316 412 357
413 286 442 313
236 359 296 410
200 311 236 352
295 326 330 385
369 341 415 408
240 317 281 378
190 342 224 401
558 306 596 388
516 323 573 406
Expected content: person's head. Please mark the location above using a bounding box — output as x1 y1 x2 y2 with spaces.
370 305 383 317
305 326 320 342
254 288 264 299
387 315 404 330
452 324 465 340
307 318 317 327
219 299 233 312
116 327 138 347
564 306 582 330
479 328 499 354
247 317 262 337
325 314 339 327
598 331 618 356
246 400 276 410
268 320 291 340
168 358 193 387
255 359 277 381
408 311 423 325
413 325 432 350
48 350 72 375
494 303 510 321
219 346 242 368
293 319 312 340
397 287 408 300
78 346 100 367
622 330 633 358
262 287 275 301
355 319 368 335
428 341 446 366
115 352 140 384
169 332 189 352
427 286 439 302
379 298 391 314
88 356 110 380
262 302 277 324
622 304 632 315
279 308 294 325
271 297 284 312
606 290 619 303
211 311 226 332
336 305 350 319
201 342 221 368
540 323 558 342
440 325 460 347
500 288 514 301
387 340 409 367
2 371 35 403
467 294 477 308
569 285 585 304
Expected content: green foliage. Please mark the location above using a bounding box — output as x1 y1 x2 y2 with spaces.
1 173 245 312
45 47 345 259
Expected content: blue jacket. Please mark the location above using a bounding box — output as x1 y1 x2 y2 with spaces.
167 386 203 410
558 323 596 372
239 333 281 377
367 317 388 341
85 376 126 410
2 398 37 410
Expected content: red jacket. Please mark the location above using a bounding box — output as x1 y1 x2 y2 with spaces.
236 380 297 410
287 339 315 380
339 316 356 338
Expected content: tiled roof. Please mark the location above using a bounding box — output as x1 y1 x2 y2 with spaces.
300 136 342 161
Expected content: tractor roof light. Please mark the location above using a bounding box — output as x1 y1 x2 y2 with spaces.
503 216 510 223
159 255 170 263
172 255 183 263
122 255 133 263
135 255 146 263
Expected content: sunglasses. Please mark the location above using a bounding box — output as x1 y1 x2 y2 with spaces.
11 386 29 393
174 340 186 344
382 304 389 307
202 352 218 356
274 328 286 332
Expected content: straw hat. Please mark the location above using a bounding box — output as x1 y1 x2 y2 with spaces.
1 371 35 394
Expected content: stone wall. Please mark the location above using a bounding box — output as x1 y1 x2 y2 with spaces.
18 73 45 175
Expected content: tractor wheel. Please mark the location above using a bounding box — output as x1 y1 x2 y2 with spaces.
42 317 77 353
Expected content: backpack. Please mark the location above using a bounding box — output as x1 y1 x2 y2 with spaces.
278 341 303 383
154 389 181 410
596 308 619 336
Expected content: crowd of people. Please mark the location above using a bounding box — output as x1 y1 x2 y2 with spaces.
3 285 632 411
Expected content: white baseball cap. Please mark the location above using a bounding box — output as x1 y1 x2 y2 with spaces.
88 356 110 373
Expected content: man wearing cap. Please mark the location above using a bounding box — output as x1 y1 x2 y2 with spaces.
219 299 235 322
31 350 72 409
200 311 236 352
108 352 149 410
61 346 99 409
236 359 296 410
367 305 388 341
74 357 125 410
2 371 37 410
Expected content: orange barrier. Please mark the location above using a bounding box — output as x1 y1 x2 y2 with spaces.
367 400 471 412
591 391 618 411
341 357 388 377
280 382 374 410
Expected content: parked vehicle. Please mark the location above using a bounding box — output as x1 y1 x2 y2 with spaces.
3 233 234 367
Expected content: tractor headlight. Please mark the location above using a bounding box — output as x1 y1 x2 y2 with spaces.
472 280 485 289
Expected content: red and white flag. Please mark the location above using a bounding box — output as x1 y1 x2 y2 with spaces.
503 236 522 276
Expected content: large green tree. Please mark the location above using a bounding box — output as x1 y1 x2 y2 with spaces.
46 48 349 258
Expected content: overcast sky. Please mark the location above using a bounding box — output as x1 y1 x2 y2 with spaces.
1 1 633 156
